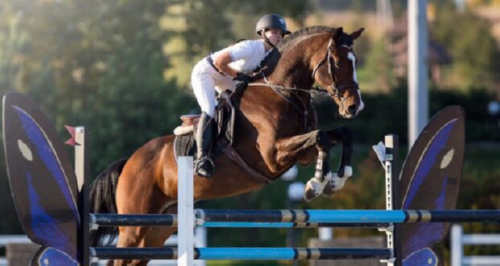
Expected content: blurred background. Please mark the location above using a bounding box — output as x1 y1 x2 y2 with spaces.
0 0 499 265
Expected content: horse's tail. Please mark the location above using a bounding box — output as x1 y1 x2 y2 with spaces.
88 158 128 246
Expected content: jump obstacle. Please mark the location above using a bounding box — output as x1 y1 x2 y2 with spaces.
3 92 500 266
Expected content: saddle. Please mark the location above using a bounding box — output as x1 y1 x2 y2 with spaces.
173 88 239 158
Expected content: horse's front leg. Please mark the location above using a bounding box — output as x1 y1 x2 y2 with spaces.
303 127 353 201
321 127 353 197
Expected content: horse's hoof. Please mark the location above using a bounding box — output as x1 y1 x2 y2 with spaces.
322 172 338 196
339 166 353 178
322 182 336 196
304 188 318 202
325 167 353 193
304 178 323 202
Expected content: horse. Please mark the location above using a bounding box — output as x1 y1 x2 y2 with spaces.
90 26 364 266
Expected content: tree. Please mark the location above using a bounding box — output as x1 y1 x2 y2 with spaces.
357 37 396 93
431 3 500 92
161 0 312 88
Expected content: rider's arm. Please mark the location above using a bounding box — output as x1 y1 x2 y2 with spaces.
213 51 238 78
214 40 254 78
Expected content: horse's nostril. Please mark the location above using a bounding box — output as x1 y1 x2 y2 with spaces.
348 104 357 114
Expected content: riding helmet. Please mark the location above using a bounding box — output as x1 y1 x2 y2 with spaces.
256 13 291 36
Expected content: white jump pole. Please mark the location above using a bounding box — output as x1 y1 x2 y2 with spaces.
74 126 85 192
178 156 194 266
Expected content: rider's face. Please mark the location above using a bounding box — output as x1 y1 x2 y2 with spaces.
264 28 283 46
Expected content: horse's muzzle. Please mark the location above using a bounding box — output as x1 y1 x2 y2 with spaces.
347 104 358 116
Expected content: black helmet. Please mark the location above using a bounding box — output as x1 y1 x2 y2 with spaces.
256 14 291 36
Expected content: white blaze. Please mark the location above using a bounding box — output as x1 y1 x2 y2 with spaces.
347 52 358 82
347 51 364 114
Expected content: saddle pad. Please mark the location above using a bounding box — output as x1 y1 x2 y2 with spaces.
173 133 196 159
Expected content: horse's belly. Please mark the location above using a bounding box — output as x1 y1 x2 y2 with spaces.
192 159 265 200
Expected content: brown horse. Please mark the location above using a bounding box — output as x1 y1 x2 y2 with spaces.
90 26 364 266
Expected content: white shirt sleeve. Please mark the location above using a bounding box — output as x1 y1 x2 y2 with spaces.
229 40 255 61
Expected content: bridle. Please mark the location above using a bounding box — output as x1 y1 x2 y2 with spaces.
311 39 359 98
248 34 361 126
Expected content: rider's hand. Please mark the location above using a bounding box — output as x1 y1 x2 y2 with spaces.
233 72 253 84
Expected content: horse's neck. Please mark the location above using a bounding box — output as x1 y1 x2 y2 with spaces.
266 53 313 89
266 36 327 89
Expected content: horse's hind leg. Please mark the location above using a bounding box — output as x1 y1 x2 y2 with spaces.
112 206 177 266
112 226 150 266
112 222 177 266
112 164 173 265
142 205 178 254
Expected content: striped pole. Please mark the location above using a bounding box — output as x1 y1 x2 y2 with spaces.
89 214 388 228
196 209 500 224
89 210 500 227
91 247 392 260
89 214 177 227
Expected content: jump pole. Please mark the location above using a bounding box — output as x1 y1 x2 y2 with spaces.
177 135 400 265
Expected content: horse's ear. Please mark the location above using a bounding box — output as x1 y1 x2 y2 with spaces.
331 27 344 47
350 28 364 40
333 27 343 39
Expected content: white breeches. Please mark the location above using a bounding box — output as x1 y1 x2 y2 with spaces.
191 59 234 118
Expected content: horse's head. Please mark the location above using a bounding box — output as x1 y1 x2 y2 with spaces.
312 27 365 118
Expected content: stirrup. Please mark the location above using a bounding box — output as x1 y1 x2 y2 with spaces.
195 156 215 177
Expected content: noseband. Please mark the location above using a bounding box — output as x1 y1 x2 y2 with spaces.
311 40 359 98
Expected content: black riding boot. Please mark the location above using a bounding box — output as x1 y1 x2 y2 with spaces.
195 112 216 177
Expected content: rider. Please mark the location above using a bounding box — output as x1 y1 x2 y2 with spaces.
191 13 291 177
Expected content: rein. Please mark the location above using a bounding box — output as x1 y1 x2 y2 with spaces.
248 82 320 130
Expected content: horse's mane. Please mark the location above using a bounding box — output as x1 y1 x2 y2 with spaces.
276 26 336 52
252 26 336 76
